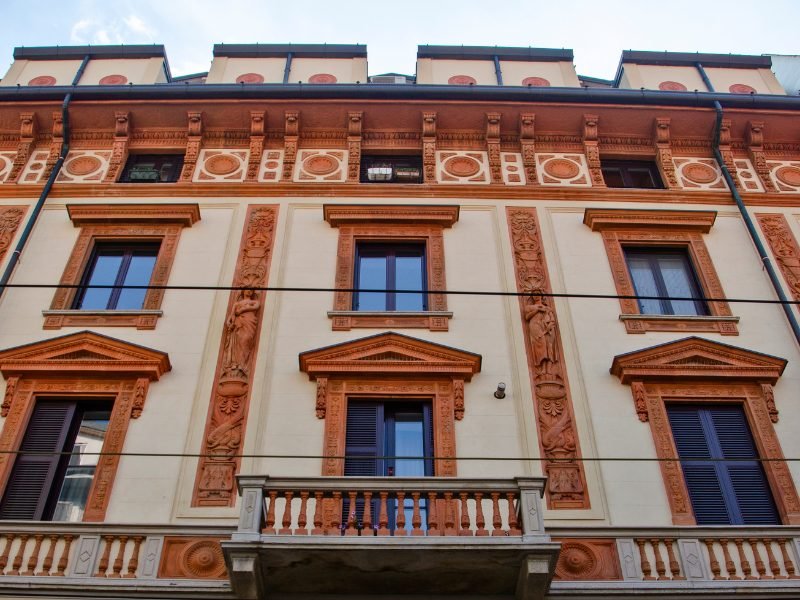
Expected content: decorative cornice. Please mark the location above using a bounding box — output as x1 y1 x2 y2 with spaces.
323 204 459 228
583 208 717 232
66 203 201 226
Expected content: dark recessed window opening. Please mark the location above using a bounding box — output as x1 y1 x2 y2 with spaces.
119 154 184 183
601 160 664 189
73 242 160 310
360 155 423 184
624 247 708 316
0 399 112 521
667 404 780 525
354 243 426 311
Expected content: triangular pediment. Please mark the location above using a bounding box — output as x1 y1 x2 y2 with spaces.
610 336 786 384
299 332 481 380
0 331 171 380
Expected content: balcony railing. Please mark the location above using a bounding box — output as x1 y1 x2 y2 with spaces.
225 475 558 599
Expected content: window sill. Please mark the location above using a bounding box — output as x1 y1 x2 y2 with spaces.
327 311 453 331
42 309 163 330
619 314 739 335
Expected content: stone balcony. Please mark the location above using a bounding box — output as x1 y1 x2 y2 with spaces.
224 475 558 600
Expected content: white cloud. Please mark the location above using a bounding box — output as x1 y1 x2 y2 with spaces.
123 14 156 38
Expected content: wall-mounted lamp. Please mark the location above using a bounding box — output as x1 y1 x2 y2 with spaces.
494 382 506 399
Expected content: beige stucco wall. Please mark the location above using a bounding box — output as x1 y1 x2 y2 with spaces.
0 59 82 86
76 57 167 85
206 57 286 83
416 58 498 85
500 61 580 87
287 57 368 84
706 66 786 94
619 64 710 91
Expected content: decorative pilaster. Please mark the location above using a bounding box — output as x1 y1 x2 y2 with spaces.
7 112 36 183
653 117 679 189
103 112 130 183
193 206 278 507
179 111 203 182
756 213 800 302
282 111 299 181
0 206 26 266
507 208 590 509
717 118 739 190
0 376 18 417
43 111 63 180
422 112 437 184
486 112 502 184
747 121 777 193
346 111 362 183
519 113 538 185
583 114 605 187
245 111 265 181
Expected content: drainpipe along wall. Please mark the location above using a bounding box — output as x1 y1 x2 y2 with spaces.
0 55 89 301
696 62 800 347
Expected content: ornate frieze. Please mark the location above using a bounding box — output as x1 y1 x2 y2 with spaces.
0 206 26 265
507 208 590 509
193 205 278 507
757 213 800 301
179 111 203 182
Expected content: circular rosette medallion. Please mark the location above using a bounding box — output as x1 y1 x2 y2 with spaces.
180 540 226 578
308 73 337 84
543 158 580 180
774 166 800 187
236 73 265 84
522 77 550 87
729 83 757 94
99 74 129 85
683 163 718 184
443 156 481 177
28 75 56 86
303 155 339 176
658 80 687 91
447 75 477 85
65 155 102 176
556 542 598 579
205 154 240 176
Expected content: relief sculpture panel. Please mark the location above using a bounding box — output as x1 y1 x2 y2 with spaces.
193 206 278 507
507 208 589 509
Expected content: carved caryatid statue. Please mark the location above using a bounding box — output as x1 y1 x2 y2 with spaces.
524 296 559 378
222 289 260 380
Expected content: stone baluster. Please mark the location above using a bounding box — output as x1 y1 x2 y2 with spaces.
426 492 440 536
458 492 471 536
328 491 342 535
763 539 784 579
778 539 798 578
507 492 521 535
124 536 144 578
263 491 278 535
734 539 756 580
94 536 114 577
411 492 423 536
109 535 128 578
664 539 684 580
9 535 29 576
651 539 667 579
0 533 14 573
443 492 456 535
296 492 309 535
344 491 359 536
378 492 391 536
39 535 59 576
474 492 487 536
749 539 768 578
54 535 73 576
362 491 374 536
22 534 43 576
703 539 724 580
636 538 655 580
720 539 739 580
490 493 503 536
279 491 294 534
312 491 324 535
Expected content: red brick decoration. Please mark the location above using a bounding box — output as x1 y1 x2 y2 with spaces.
522 77 550 87
729 83 757 94
658 81 687 91
448 75 476 85
99 74 129 85
27 75 56 86
236 73 264 84
308 73 337 84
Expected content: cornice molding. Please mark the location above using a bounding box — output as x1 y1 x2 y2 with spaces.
66 203 201 226
583 208 717 232
323 204 460 228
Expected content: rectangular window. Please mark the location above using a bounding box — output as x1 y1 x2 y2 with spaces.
624 248 708 316
601 160 663 189
73 242 160 310
360 155 423 184
119 154 184 183
0 399 111 521
354 243 427 311
344 401 433 532
667 405 780 525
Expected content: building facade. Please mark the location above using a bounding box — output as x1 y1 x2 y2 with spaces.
0 43 799 599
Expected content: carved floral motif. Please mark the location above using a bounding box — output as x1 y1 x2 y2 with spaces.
0 207 25 265
193 206 278 507
507 208 589 509
757 214 800 302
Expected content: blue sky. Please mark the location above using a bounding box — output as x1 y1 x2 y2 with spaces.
1 0 798 79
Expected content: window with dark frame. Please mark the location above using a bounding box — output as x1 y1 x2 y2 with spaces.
359 155 423 184
667 404 780 525
119 154 184 183
623 247 709 316
0 399 112 521
73 242 161 310
344 400 433 533
354 243 427 311
601 160 664 189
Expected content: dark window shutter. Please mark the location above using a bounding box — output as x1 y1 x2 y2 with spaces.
0 401 75 520
344 402 383 476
